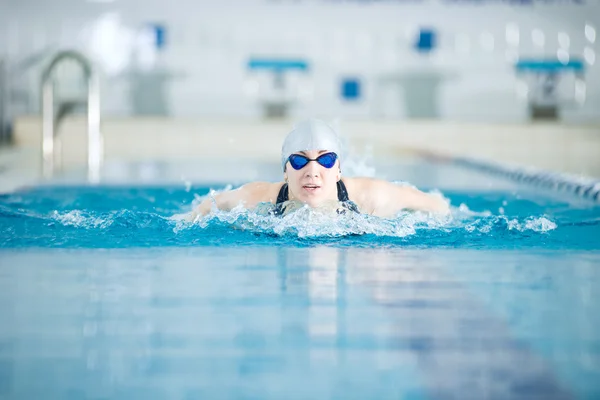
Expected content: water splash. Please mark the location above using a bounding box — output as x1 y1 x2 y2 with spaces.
1 185 596 249
173 202 556 241
53 210 111 229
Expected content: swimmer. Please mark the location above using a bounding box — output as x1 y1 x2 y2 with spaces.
183 119 449 221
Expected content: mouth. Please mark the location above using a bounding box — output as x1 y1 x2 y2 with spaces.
302 184 321 192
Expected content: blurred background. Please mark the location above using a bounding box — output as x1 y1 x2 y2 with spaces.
1 0 599 184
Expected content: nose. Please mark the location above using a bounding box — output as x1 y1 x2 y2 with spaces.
304 160 321 178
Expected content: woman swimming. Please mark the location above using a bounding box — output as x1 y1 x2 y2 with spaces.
183 119 449 221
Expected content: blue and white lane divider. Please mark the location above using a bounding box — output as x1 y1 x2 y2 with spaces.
454 158 600 202
415 150 600 203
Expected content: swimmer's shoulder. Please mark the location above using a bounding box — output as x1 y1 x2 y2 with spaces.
341 177 386 212
340 176 388 198
343 177 449 216
237 181 285 206
343 177 424 215
343 176 414 196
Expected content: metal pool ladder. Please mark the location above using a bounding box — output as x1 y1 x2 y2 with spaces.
41 50 102 182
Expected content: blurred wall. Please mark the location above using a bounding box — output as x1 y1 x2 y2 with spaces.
1 0 599 122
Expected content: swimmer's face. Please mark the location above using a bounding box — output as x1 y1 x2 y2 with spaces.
284 150 341 207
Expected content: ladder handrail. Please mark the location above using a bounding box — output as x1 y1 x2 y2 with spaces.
0 59 7 144
41 50 102 182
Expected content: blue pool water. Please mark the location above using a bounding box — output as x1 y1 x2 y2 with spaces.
0 184 599 249
1 163 599 399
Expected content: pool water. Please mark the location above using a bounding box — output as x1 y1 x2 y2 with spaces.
0 183 598 249
1 167 599 399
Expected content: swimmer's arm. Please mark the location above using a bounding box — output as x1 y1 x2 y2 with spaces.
368 180 450 217
184 182 273 221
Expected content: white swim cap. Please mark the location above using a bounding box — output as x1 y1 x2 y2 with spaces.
281 119 343 170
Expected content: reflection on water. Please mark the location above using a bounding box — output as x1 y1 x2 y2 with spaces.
0 247 598 399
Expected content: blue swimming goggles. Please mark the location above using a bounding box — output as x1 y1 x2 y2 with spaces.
287 152 338 170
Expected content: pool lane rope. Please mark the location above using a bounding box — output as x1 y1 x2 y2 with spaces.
414 150 600 203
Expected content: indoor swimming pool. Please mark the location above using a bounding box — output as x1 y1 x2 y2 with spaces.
0 158 599 399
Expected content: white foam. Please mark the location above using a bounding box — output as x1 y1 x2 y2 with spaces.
53 210 111 229
183 202 452 239
509 216 557 232
174 192 557 238
456 203 493 217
